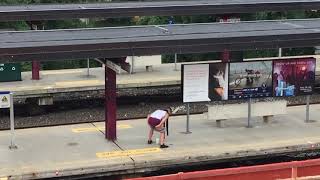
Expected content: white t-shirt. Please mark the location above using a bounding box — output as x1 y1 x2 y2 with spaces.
150 110 167 120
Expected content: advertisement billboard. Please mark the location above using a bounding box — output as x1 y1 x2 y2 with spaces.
209 63 229 101
182 57 316 103
228 61 273 99
273 58 316 97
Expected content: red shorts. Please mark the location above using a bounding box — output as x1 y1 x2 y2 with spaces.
148 117 161 128
148 117 165 133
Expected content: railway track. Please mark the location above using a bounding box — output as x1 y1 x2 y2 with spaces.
0 77 320 130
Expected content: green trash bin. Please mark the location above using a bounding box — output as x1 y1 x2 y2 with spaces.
0 63 22 82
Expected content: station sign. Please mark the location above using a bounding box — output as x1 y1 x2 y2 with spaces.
0 92 11 108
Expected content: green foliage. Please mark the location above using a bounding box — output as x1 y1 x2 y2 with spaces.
45 20 88 29
162 53 219 64
41 60 101 70
306 10 320 18
283 47 315 56
0 21 29 30
135 16 167 25
21 62 32 71
254 10 307 21
93 17 133 27
244 50 279 59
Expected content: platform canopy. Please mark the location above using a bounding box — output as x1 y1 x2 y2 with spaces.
0 0 320 21
0 18 320 63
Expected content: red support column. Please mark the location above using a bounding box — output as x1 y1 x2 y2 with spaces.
221 49 230 63
29 23 41 80
218 15 243 63
105 63 117 140
32 61 40 80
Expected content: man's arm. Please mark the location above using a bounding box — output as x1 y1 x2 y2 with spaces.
156 113 169 127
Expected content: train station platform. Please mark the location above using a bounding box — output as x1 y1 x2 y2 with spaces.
0 55 318 102
0 63 181 101
0 104 320 179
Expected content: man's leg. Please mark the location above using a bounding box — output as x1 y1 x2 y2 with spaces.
148 128 154 142
155 124 169 148
160 132 165 145
159 132 169 148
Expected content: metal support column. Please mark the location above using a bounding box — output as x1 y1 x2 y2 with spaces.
247 98 252 128
30 23 40 80
306 95 310 123
174 53 178 71
130 56 134 74
105 62 117 140
279 48 283 57
9 93 17 149
183 103 192 134
87 59 90 77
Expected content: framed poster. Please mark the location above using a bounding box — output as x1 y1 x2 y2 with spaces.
228 61 273 99
273 58 316 97
208 63 229 101
182 64 210 103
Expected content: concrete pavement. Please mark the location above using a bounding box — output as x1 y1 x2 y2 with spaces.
1 104 320 179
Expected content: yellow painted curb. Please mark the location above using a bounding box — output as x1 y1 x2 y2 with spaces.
96 148 162 158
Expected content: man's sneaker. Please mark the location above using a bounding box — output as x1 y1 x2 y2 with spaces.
147 140 153 144
160 144 169 148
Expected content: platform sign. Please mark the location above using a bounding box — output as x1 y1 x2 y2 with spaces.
0 91 17 149
0 92 10 108
182 64 210 103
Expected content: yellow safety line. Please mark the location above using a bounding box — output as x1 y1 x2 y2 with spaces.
0 177 8 180
96 147 162 158
41 69 83 75
55 80 102 87
72 124 132 133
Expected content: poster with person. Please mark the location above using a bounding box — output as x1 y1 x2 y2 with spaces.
273 58 316 97
208 63 229 101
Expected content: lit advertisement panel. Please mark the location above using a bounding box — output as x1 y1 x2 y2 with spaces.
273 58 316 97
208 63 229 101
228 61 273 99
